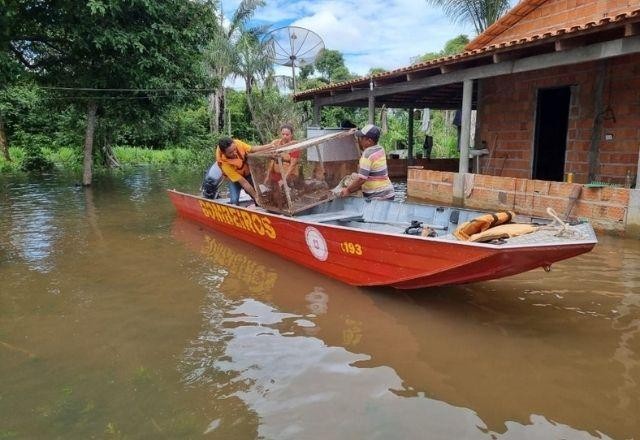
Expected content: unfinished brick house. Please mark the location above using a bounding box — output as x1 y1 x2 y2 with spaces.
294 0 640 234
470 0 640 185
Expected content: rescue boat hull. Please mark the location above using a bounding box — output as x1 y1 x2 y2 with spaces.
167 190 596 289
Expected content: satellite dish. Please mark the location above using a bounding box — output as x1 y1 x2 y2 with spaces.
264 26 324 93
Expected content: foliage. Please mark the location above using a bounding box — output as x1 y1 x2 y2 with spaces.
226 89 259 142
0 145 212 172
377 109 459 158
247 87 305 143
429 110 460 157
368 67 387 75
320 107 366 130
314 49 358 83
4 0 219 180
425 0 511 34
418 34 470 62
112 99 215 150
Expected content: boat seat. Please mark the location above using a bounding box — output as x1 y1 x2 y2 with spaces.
299 210 363 223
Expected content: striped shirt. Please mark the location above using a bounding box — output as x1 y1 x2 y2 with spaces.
357 145 395 200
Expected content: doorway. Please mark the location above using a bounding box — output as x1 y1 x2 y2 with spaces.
532 87 571 181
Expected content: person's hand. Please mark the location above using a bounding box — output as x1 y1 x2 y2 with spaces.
340 188 350 197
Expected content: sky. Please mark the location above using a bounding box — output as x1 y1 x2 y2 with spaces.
223 0 482 79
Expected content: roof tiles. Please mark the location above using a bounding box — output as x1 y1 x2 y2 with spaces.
294 6 640 100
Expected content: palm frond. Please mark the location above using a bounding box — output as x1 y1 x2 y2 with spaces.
229 0 265 36
425 0 510 34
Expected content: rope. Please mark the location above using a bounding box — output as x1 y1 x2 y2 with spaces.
542 207 579 238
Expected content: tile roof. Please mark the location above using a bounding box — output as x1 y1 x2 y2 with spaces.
294 6 640 101
466 0 548 51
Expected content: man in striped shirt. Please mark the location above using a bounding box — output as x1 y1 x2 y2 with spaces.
340 124 395 200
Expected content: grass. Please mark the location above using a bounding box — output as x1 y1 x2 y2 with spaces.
0 145 212 173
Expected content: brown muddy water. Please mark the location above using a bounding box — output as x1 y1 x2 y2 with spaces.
1 169 639 440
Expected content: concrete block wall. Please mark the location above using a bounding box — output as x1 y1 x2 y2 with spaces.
491 0 634 46
477 54 640 185
408 169 632 233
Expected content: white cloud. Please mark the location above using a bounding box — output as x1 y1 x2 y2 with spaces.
253 0 476 76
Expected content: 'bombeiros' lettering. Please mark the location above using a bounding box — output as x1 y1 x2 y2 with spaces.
198 200 277 239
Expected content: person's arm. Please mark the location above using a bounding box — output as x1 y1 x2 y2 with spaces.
340 152 369 197
340 176 366 197
238 176 258 200
282 156 298 181
251 142 277 153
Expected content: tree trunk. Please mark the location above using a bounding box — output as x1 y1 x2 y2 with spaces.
82 101 98 186
219 88 226 133
208 87 223 134
208 92 217 134
102 133 120 169
0 112 10 162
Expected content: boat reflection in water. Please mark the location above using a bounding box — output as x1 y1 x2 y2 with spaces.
172 218 637 440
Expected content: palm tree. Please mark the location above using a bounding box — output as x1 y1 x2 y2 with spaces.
204 0 265 134
426 0 511 35
233 31 277 139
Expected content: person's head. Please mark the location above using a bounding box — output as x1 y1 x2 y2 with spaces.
218 137 238 158
355 124 381 149
279 124 294 143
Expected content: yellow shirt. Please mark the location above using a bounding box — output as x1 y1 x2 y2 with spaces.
216 139 252 182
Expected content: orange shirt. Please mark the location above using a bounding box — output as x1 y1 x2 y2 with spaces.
269 138 300 182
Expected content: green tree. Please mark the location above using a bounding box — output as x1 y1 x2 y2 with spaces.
418 34 469 62
368 67 387 76
6 0 217 183
314 49 356 83
426 0 510 34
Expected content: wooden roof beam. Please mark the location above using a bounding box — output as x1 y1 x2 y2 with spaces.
555 37 587 51
492 52 519 63
313 36 640 107
625 22 640 37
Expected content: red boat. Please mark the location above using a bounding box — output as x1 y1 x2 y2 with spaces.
167 190 597 289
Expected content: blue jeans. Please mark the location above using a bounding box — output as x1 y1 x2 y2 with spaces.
228 175 254 205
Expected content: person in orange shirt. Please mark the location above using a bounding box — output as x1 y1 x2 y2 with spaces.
259 124 303 209
263 124 300 187
216 137 273 205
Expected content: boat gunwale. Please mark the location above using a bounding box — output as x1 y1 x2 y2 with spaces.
167 189 598 250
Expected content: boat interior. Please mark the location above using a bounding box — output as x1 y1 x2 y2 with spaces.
232 195 597 247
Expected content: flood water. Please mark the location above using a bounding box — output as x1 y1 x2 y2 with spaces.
1 168 639 439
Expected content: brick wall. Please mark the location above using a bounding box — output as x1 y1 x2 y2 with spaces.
491 0 636 46
408 169 631 232
477 54 640 184
387 158 458 178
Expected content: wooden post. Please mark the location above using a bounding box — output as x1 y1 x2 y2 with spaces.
636 142 640 189
368 80 375 124
313 99 321 126
407 107 414 166
459 79 473 175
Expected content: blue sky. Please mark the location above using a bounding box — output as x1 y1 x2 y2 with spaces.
224 0 483 77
